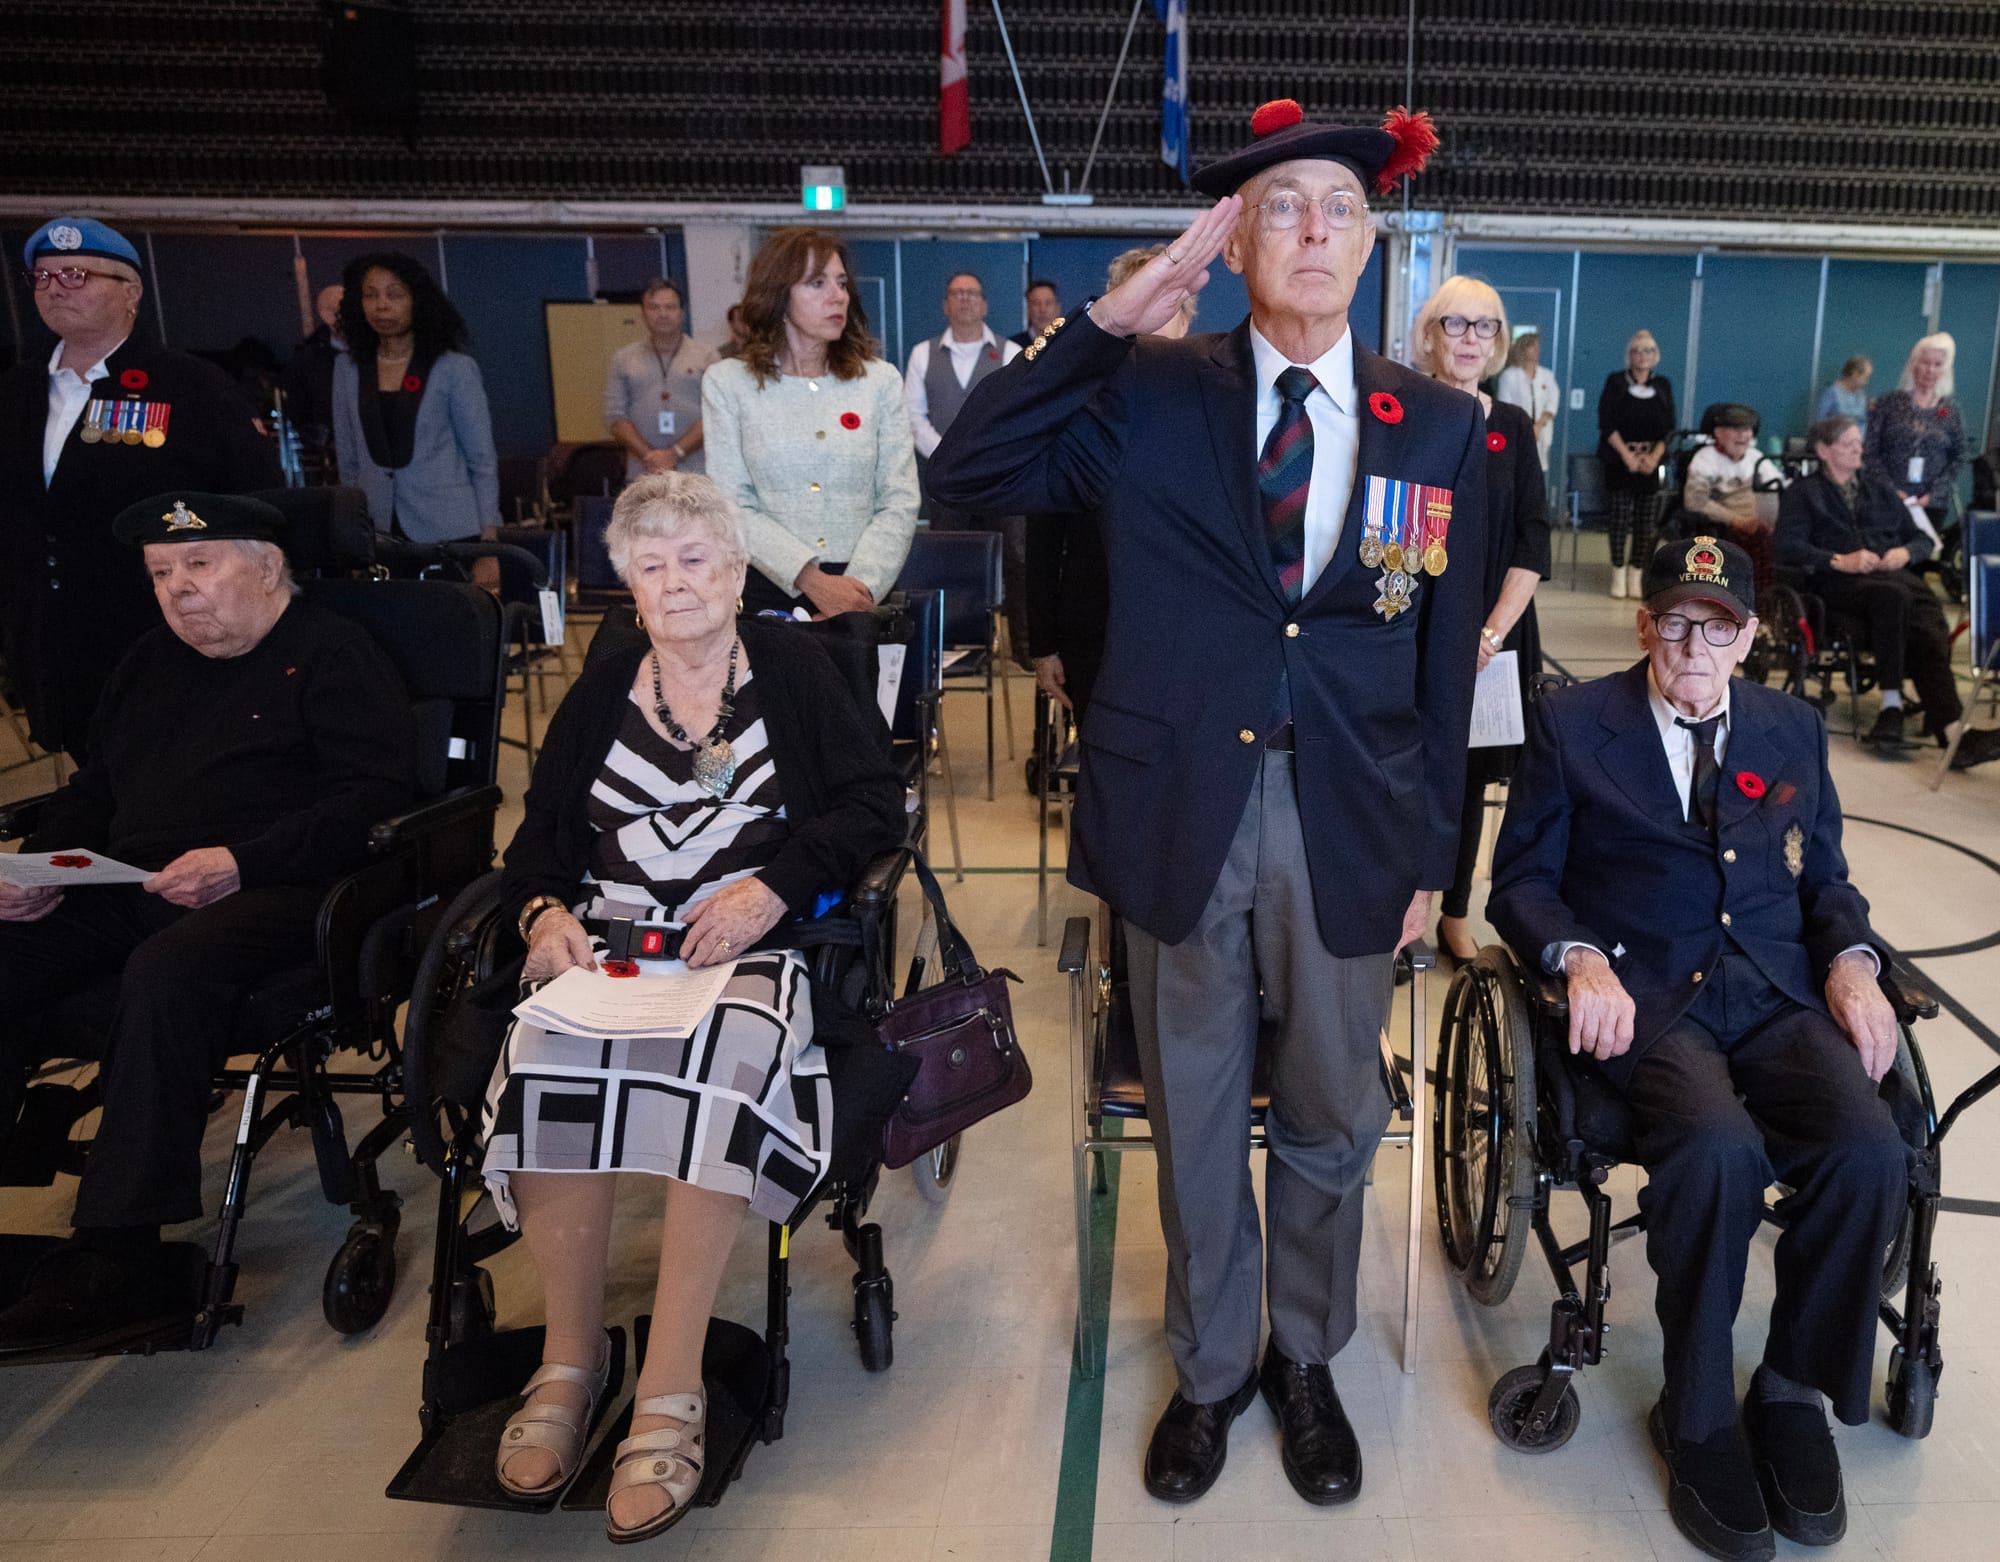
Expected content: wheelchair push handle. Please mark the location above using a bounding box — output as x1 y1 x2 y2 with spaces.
371 534 551 590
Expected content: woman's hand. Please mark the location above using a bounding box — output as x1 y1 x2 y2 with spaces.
1090 197 1241 338
1878 545 1912 571
523 908 596 981
679 878 788 968
795 564 875 618
642 447 679 475
1476 633 1497 673
0 882 62 923
144 848 240 910
1033 654 1072 710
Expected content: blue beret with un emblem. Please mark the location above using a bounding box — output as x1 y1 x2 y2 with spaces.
23 216 142 272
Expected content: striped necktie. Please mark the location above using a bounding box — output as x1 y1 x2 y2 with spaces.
1259 366 1318 603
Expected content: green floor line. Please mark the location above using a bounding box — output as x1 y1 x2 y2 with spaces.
1049 1130 1122 1562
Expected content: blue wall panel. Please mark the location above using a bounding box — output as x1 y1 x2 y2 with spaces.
1693 254 1822 440
895 239 1028 369
591 233 689 302
145 233 301 366
843 238 900 368
1820 260 1930 423
440 234 591 462
1938 262 2000 449
1455 245 1574 470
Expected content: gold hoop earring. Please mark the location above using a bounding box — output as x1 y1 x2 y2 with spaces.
736 596 744 613
634 610 644 629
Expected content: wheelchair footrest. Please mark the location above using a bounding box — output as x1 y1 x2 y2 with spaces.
0 1235 216 1365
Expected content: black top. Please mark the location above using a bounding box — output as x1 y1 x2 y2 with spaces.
1471 398 1552 782
0 336 282 754
1774 469 1935 581
501 617 908 924
27 599 417 889
357 352 432 471
1596 371 1677 494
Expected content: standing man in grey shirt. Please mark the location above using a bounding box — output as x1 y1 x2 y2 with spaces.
604 278 719 481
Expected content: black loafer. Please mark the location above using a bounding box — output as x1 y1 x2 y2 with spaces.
1649 1398 1774 1562
1950 726 2000 771
1143 1368 1258 1504
1259 1343 1362 1506
1743 1393 1846 1546
1867 706 1906 747
0 1242 175 1354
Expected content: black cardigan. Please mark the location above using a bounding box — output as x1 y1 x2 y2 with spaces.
501 617 908 922
1775 469 1935 582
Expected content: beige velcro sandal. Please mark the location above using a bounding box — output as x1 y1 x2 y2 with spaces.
495 1345 612 1499
606 1390 706 1544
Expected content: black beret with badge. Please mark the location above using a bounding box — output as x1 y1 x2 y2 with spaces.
1191 99 1440 199
113 490 289 549
1641 534 1756 623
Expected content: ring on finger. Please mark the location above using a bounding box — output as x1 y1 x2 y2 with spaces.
1167 248 1183 264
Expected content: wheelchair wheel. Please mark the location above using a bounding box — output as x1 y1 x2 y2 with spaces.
323 1222 397 1335
1887 1346 1937 1440
1433 950 1536 1307
1488 1363 1582 1453
910 1133 961 1204
1880 1034 1928 1302
851 1223 896 1372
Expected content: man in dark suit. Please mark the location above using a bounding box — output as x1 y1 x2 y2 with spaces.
1489 535 1909 1562
1 217 281 759
933 101 1482 1506
1776 413 1999 766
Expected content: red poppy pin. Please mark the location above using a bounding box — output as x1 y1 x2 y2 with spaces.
1937 405 1950 418
119 368 148 391
1486 430 1507 452
1368 391 1404 425
49 854 93 868
986 349 999 361
1735 771 1767 800
839 411 861 430
402 373 422 393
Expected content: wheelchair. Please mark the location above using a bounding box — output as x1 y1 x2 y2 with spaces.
1431 941 1994 1453
0 487 515 1360
385 608 962 1518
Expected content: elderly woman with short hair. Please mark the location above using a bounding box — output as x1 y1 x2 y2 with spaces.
1412 276 1549 963
1597 328 1677 599
1865 332 1966 534
481 471 905 1542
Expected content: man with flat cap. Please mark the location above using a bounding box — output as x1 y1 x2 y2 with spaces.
933 100 1485 1504
1489 535 1909 1561
0 216 281 759
0 491 413 1352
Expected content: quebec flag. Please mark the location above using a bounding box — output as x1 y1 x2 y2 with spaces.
1155 0 1190 184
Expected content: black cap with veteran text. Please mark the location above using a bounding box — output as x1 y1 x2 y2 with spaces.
1641 534 1755 623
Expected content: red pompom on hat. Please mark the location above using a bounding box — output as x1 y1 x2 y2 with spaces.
1251 99 1304 138
1376 106 1439 193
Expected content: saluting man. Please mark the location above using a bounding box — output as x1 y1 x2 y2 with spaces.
0 217 280 759
932 101 1485 1506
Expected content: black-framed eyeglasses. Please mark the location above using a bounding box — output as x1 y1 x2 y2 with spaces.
25 265 129 292
1251 188 1368 231
1440 314 1501 340
1652 611 1742 647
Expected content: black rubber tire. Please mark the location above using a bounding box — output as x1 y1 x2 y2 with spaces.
322 1224 397 1335
1887 1347 1937 1440
911 1134 961 1204
1487 1363 1582 1453
854 1276 895 1372
1433 950 1536 1307
1879 1032 1927 1302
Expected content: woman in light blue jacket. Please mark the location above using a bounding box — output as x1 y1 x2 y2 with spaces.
332 252 499 560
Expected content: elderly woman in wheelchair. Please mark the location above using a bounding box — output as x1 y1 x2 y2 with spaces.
1459 534 1914 1562
480 472 904 1542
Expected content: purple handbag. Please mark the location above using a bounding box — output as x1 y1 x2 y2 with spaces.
874 854 1030 1168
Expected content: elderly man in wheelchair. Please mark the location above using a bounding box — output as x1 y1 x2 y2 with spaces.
1484 534 1909 1562
0 491 414 1353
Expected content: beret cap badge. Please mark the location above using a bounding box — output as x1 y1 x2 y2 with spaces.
163 500 207 532
49 225 83 251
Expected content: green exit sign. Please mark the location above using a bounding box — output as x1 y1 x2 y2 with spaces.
802 164 845 212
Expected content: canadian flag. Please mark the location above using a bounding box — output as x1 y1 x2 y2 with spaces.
941 0 969 154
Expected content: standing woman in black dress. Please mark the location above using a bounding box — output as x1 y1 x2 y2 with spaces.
1596 328 1675 600
1412 276 1550 965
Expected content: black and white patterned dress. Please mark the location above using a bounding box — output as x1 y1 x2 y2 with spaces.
480 666 832 1227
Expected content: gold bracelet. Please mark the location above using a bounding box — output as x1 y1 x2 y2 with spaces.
517 895 565 945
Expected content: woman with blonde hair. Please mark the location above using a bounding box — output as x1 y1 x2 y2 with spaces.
1413 277 1549 964
1865 332 1965 532
1595 328 1676 598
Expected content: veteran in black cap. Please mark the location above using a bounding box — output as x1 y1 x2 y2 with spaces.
0 489 413 1353
0 216 281 759
931 101 1485 1504
1489 534 1909 1561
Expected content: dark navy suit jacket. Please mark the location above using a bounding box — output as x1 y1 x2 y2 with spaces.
930 313 1486 955
1487 661 1877 1054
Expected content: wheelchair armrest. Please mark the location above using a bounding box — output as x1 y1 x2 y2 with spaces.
368 784 505 854
1879 952 1940 1024
1404 937 1436 973
1521 955 1570 1018
1058 915 1091 975
0 792 55 842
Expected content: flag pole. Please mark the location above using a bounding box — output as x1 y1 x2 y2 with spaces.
988 2 1056 196
1079 0 1148 195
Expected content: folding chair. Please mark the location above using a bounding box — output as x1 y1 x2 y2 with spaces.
1562 452 1611 588
897 531 1014 801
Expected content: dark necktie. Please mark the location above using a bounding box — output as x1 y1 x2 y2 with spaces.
1677 715 1722 830
1258 366 1318 603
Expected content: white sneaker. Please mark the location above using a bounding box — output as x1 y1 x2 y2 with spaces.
1609 565 1628 600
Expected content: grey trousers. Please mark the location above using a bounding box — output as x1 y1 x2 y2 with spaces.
1124 750 1396 1402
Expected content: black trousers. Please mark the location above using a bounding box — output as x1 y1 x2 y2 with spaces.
1814 570 1962 733
1596 952 1909 1440
0 885 321 1227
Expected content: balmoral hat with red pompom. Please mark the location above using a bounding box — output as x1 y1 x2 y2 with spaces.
1191 99 1439 199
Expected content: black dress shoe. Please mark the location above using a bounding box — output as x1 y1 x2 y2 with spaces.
0 1241 175 1353
1649 1398 1775 1562
1950 726 2000 770
1867 706 1906 747
1743 1393 1846 1546
1259 1344 1362 1506
1143 1369 1258 1504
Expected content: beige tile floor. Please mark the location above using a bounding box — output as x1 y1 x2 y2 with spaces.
2 540 1999 1559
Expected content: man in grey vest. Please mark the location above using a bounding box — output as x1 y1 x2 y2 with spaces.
904 272 1029 661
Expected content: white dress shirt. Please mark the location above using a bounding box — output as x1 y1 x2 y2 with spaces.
903 327 1021 458
45 336 120 486
1250 323 1359 597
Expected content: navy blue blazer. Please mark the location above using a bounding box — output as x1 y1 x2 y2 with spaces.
930 313 1486 954
1487 661 1877 1054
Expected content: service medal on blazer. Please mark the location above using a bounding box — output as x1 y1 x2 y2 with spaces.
1783 822 1805 878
